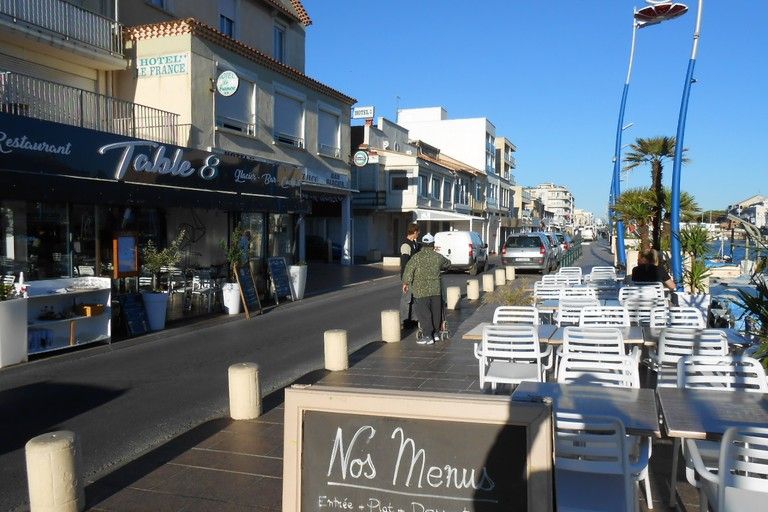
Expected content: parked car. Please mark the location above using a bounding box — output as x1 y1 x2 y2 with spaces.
500 232 554 274
434 231 488 275
544 232 561 271
580 227 595 241
554 232 574 253
305 235 342 261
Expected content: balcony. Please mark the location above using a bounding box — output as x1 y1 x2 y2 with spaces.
318 143 341 159
1 70 179 145
352 191 386 210
0 0 123 58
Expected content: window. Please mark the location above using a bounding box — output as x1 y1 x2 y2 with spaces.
443 181 452 203
148 0 170 10
418 175 428 197
273 24 286 63
318 104 340 158
475 182 483 201
274 86 305 148
219 0 236 38
215 69 255 134
390 175 408 191
431 177 441 200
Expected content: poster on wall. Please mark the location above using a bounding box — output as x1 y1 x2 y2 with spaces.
113 232 139 278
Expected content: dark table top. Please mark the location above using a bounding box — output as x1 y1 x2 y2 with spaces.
512 381 660 437
642 326 756 348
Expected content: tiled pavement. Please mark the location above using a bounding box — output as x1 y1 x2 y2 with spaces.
83 258 702 511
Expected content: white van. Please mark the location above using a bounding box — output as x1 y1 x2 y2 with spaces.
581 227 595 242
434 231 488 275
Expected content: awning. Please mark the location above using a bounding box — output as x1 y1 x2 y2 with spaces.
413 208 485 222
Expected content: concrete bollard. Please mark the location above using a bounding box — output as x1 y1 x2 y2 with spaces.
324 329 349 371
466 279 480 300
381 310 401 343
25 430 84 512
228 362 261 420
494 268 506 286
506 265 516 281
446 286 461 310
482 273 495 293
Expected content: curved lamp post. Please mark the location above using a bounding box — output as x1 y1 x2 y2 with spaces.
669 0 703 288
611 1 688 269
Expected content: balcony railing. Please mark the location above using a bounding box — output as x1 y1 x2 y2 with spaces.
1 70 179 145
0 0 123 55
318 143 341 158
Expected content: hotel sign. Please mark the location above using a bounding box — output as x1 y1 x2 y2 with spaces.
351 106 375 119
137 52 190 77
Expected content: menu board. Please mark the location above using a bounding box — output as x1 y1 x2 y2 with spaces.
268 257 294 303
113 232 139 278
283 387 553 512
235 264 262 319
120 293 149 336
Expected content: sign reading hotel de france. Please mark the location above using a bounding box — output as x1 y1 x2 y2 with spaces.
137 52 190 78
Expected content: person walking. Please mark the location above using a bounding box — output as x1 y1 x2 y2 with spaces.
402 233 450 345
399 222 420 327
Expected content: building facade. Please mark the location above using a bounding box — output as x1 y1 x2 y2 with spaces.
527 183 574 231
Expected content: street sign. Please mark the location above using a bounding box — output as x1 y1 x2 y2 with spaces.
351 106 375 119
352 150 369 167
216 70 239 97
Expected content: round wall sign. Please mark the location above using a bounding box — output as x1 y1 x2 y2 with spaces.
352 150 369 167
216 70 239 97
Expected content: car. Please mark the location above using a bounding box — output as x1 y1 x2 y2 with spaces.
305 235 342 261
500 232 554 274
554 232 574 253
544 232 562 270
581 227 595 242
434 231 488 275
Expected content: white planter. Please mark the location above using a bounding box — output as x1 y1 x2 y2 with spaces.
0 298 28 367
142 292 169 331
674 292 711 320
289 265 307 300
222 283 241 315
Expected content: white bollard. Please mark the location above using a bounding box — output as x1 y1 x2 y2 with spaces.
506 265 516 281
466 279 480 300
494 268 506 286
26 431 84 512
482 273 495 293
446 286 461 310
228 362 261 420
324 329 349 371
381 310 401 343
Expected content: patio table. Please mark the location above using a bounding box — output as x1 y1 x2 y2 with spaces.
537 298 621 314
657 387 768 440
547 325 645 345
642 326 756 349
461 322 558 342
512 381 660 437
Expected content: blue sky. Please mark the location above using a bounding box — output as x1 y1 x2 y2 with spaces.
301 1 767 219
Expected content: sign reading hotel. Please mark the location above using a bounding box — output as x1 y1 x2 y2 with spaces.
351 106 375 119
137 52 190 77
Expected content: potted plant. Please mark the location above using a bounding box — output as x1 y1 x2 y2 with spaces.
0 282 27 367
675 225 711 317
141 230 186 331
733 275 768 369
289 260 307 300
219 226 246 314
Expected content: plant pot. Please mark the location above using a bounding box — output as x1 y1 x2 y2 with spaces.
222 282 241 315
289 265 307 300
142 291 169 331
674 292 711 320
0 298 28 367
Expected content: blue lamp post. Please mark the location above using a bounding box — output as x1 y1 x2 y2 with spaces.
611 2 688 269
670 0 704 288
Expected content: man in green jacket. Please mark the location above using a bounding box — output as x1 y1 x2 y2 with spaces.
402 233 450 345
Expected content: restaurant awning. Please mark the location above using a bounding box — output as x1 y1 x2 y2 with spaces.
413 208 485 222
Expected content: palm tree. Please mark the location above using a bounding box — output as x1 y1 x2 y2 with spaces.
623 136 688 250
613 188 655 252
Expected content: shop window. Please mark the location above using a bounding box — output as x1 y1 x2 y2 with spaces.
274 86 305 148
269 213 293 262
215 69 255 135
317 104 341 158
390 175 408 192
273 23 286 63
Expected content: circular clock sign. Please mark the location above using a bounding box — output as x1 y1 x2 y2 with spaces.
216 70 239 97
352 150 369 167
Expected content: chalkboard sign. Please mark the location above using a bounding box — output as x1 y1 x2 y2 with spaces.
283 387 552 512
120 293 149 336
268 257 294 303
235 264 262 319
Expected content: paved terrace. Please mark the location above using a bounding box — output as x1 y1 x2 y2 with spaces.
83 243 700 511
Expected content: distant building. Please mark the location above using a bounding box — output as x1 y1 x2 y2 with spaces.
573 208 595 228
527 183 575 230
727 195 767 228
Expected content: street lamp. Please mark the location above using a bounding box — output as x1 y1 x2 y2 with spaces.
611 2 688 269
669 0 703 289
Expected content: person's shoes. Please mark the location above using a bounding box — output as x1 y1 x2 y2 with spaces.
433 333 441 343
416 337 429 345
423 337 434 345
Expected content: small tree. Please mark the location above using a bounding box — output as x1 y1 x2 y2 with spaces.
220 225 246 280
613 188 655 252
142 230 186 291
679 224 711 293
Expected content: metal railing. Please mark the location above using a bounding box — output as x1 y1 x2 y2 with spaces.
0 70 179 145
0 0 123 55
318 143 340 158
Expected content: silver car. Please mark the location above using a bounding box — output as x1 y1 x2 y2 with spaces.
500 233 554 273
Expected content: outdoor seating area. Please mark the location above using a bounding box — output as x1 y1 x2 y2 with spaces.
462 264 767 511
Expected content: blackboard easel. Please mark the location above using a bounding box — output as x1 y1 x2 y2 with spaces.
120 293 149 336
234 264 262 319
267 256 295 304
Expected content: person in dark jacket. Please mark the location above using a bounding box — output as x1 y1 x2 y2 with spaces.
631 249 676 290
402 233 450 345
399 223 420 327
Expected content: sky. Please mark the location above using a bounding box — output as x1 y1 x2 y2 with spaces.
300 0 767 220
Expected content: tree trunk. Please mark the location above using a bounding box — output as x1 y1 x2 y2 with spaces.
651 160 664 250
639 222 651 252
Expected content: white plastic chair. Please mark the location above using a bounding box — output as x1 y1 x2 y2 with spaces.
557 353 640 388
3 274 16 286
558 287 597 300
542 274 581 287
558 266 583 281
559 326 640 368
647 328 729 387
620 284 664 303
686 426 768 512
533 281 563 301
624 298 667 325
492 306 539 326
192 274 215 312
579 306 630 328
667 355 768 509
556 297 599 327
650 306 705 328
474 325 552 392
554 412 640 512
590 266 618 280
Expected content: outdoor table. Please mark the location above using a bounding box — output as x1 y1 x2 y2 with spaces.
547 325 645 345
657 387 768 440
641 326 755 349
461 323 558 342
537 298 621 314
512 381 660 437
